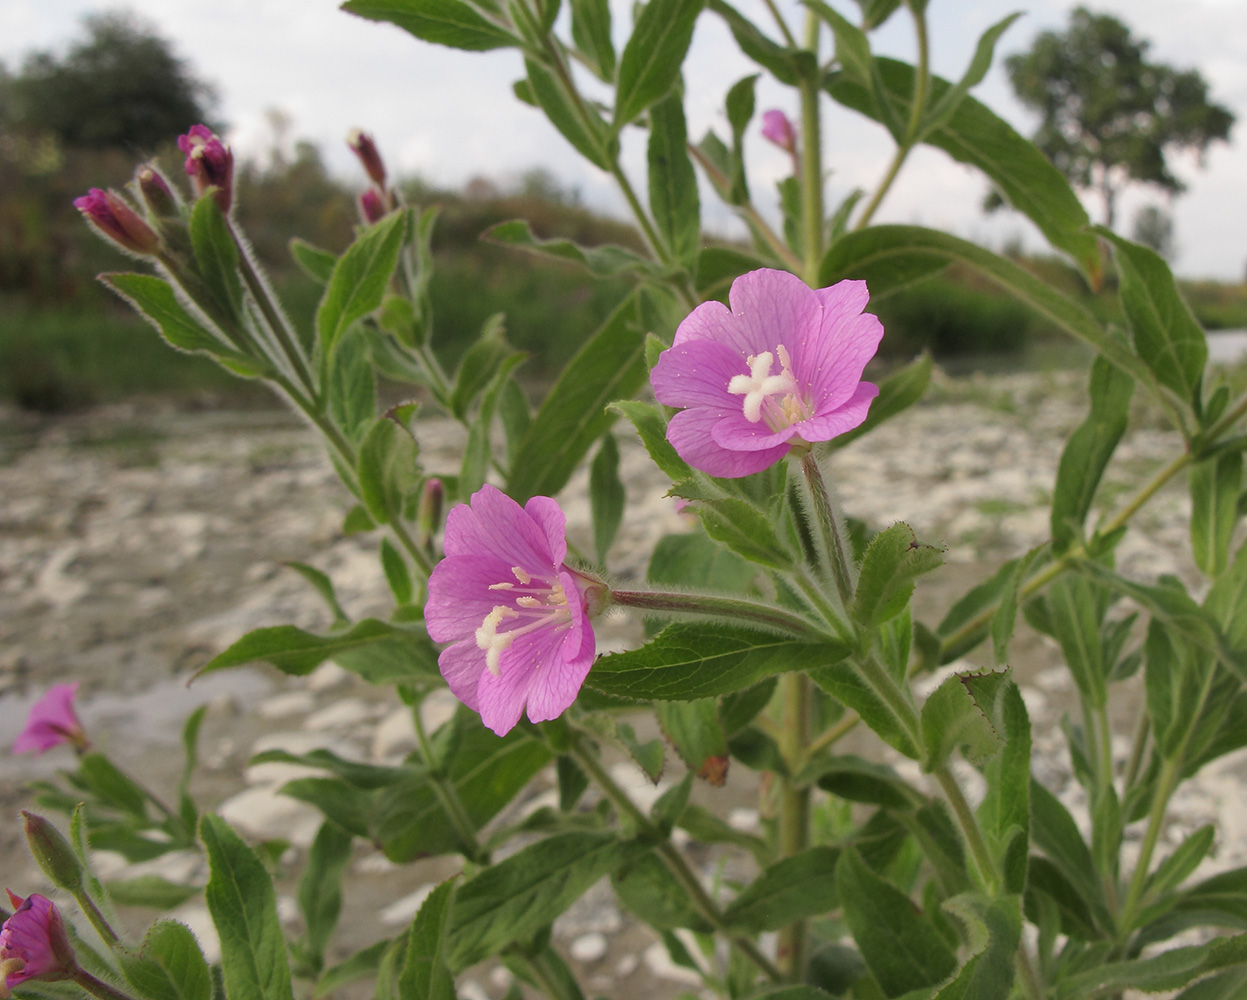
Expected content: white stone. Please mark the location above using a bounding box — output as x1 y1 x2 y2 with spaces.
570 933 608 963
642 941 704 985
615 954 639 978
459 981 489 1000
308 661 351 692
379 885 435 926
726 808 759 833
256 691 316 720
420 689 460 734
303 697 372 731
489 967 514 992
216 786 323 847
372 706 417 761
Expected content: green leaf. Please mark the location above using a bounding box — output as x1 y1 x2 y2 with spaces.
249 748 415 789
806 1 901 140
647 529 758 600
821 226 1147 386
121 920 212 1000
1146 825 1216 903
188 194 243 322
805 754 923 809
1051 357 1134 552
483 219 649 276
289 239 337 284
298 822 354 968
316 209 408 358
1054 934 1247 1000
656 699 727 780
1030 781 1112 934
1029 574 1108 708
614 0 704 128
1099 229 1207 416
570 0 614 79
836 848 957 995
826 59 1102 279
197 618 440 683
724 74 758 205
647 87 700 267
524 57 614 169
380 538 414 606
671 489 794 569
105 876 199 910
327 326 377 445
990 545 1043 666
977 683 1031 895
589 434 625 564
507 291 649 502
398 879 457 1000
586 624 846 701
201 814 295 1000
611 722 665 782
316 940 393 998
724 847 840 932
852 522 944 628
284 562 349 625
342 0 518 50
677 804 768 864
102 273 259 372
76 752 149 818
1190 451 1242 577
612 851 710 931
809 659 919 758
705 0 798 86
919 14 1021 139
357 412 420 526
934 895 1021 1000
825 352 931 452
448 833 642 968
449 314 514 419
610 400 692 482
920 669 1008 771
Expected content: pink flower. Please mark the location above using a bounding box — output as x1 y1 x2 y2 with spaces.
347 129 387 188
0 892 77 986
72 189 158 255
177 124 234 212
761 109 797 154
13 684 88 756
651 269 883 478
424 485 604 736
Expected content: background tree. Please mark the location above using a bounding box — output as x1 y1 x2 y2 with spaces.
8 10 216 152
1002 6 1234 229
1132 204 1175 260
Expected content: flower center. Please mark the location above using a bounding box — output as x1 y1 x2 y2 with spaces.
727 345 810 430
474 566 573 675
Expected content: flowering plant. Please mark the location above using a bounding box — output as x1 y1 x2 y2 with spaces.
24 0 1247 999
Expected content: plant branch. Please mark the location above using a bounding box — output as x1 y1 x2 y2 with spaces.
610 589 829 640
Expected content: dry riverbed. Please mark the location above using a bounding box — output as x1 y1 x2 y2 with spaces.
1 366 1244 998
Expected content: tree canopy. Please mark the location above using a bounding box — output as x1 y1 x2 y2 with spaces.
1003 6 1234 228
7 10 217 152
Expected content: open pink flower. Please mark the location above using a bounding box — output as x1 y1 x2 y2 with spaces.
13 684 88 755
425 485 604 736
0 892 77 987
651 269 883 478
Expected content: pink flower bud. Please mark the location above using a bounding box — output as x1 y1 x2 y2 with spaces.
72 189 159 255
0 892 77 987
417 477 444 538
761 109 797 154
347 129 387 188
358 188 388 224
12 683 89 755
136 163 178 218
177 124 234 212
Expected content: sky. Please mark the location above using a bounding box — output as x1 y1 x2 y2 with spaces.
3 0 1245 279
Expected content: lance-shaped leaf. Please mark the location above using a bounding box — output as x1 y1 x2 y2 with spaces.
977 682 1031 895
648 88 700 267
836 848 957 995
934 894 1021 1000
289 239 336 284
826 60 1101 280
826 352 931 452
523 57 614 169
612 851 710 931
1027 573 1109 708
1190 451 1242 577
706 0 798 86
809 659 919 759
614 0 704 129
1099 229 1206 417
342 0 518 50
586 624 846 701
1053 933 1247 1000
398 879 457 1000
201 814 295 1000
589 433 625 563
448 832 642 968
723 847 840 932
188 194 244 323
806 0 902 141
570 0 614 79
852 522 944 628
1030 781 1114 934
507 291 650 502
358 411 420 526
610 400 692 482
920 669 1009 772
919 14 1021 139
670 488 794 569
316 209 408 358
298 822 354 971
484 219 650 276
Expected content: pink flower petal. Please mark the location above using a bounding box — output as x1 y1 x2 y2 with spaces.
798 381 879 440
443 485 556 570
424 555 516 642
711 410 797 451
651 339 747 409
668 408 790 477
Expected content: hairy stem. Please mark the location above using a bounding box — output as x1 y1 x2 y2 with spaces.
74 971 140 1000
610 589 829 640
933 765 997 892
777 672 811 980
413 705 489 864
798 14 824 284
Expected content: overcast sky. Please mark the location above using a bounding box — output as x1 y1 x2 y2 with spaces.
3 0 1245 279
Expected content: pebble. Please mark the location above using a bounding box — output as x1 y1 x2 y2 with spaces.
570 932 609 963
379 885 436 926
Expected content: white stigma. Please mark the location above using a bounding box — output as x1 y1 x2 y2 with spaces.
727 347 800 424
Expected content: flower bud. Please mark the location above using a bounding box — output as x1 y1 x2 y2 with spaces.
177 124 234 212
136 163 179 218
0 892 77 988
347 129 387 188
72 189 159 255
358 188 388 225
21 813 83 895
761 109 797 155
416 478 444 539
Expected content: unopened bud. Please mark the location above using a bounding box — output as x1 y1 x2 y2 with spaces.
136 163 179 218
761 109 797 155
177 124 234 213
20 813 82 894
358 188 388 224
73 189 159 255
417 478 444 539
347 129 387 188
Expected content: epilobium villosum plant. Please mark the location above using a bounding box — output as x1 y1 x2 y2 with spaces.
12 0 1247 998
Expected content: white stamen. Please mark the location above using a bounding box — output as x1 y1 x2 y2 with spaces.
727 350 798 423
475 605 519 675
511 566 532 584
516 596 542 607
488 582 514 590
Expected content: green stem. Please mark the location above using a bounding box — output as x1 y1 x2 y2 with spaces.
853 145 910 231
413 705 489 864
762 0 798 48
804 712 860 758
777 672 811 980
1123 711 1150 791
508 946 579 1000
799 453 854 607
569 733 784 983
71 891 119 948
859 652 923 750
1117 757 1178 934
73 971 140 1000
797 15 824 283
1015 949 1046 1000
933 765 997 893
610 589 828 640
793 568 853 641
